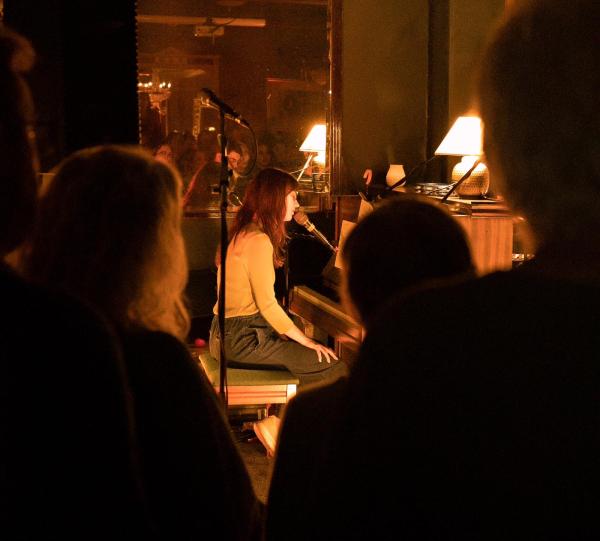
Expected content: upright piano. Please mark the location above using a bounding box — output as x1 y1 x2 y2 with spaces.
287 193 514 366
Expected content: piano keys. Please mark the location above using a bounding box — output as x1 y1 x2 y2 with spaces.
289 284 362 365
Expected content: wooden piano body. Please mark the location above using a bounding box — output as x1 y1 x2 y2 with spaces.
289 284 362 364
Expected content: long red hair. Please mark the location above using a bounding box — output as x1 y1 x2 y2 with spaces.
229 168 298 266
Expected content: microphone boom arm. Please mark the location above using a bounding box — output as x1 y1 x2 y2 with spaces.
201 88 250 128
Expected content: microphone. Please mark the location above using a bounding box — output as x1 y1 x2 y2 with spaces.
200 88 250 128
293 211 337 253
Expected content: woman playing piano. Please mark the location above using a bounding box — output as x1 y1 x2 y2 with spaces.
209 167 347 387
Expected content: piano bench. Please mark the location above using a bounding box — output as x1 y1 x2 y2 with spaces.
196 350 299 407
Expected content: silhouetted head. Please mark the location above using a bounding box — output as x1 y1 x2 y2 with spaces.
197 128 219 162
153 142 173 165
341 196 474 327
257 141 273 169
478 0 600 246
165 130 196 166
23 145 190 339
227 140 253 176
0 26 38 257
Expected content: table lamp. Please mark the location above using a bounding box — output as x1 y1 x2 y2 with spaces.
297 123 326 181
435 116 489 198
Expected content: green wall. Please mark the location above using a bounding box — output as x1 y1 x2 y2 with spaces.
337 0 504 193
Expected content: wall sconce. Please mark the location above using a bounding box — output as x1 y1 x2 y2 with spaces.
435 116 489 198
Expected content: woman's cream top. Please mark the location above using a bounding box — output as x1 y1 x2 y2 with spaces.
213 223 294 334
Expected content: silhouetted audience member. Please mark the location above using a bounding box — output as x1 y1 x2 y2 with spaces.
227 140 253 204
268 1 600 538
140 97 163 150
0 27 152 539
257 139 274 170
177 140 202 191
182 129 221 209
157 130 199 191
266 197 475 539
341 196 475 327
22 146 264 540
197 128 220 165
152 140 173 166
164 130 195 173
270 131 296 171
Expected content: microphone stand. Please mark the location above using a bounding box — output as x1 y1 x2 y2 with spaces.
283 244 291 314
208 90 254 411
217 107 230 409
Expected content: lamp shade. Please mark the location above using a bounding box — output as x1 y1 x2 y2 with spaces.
435 115 489 198
299 124 326 153
435 116 483 157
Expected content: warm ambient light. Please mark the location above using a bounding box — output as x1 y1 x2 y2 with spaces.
435 116 489 198
313 150 326 165
299 124 326 153
435 116 483 156
297 124 326 180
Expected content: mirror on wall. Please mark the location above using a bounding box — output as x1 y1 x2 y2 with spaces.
136 0 330 210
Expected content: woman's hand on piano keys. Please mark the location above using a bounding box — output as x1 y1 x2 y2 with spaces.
303 339 338 364
285 325 339 363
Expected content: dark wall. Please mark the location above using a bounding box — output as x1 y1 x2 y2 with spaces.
449 0 505 120
336 0 505 193
4 0 139 171
341 0 428 191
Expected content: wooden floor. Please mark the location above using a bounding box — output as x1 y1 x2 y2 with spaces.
233 423 274 503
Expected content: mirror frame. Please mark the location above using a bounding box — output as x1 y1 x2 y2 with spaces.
328 0 342 197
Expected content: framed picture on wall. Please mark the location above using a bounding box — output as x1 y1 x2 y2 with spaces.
266 78 327 144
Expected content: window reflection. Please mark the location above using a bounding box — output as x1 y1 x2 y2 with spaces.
136 0 329 210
